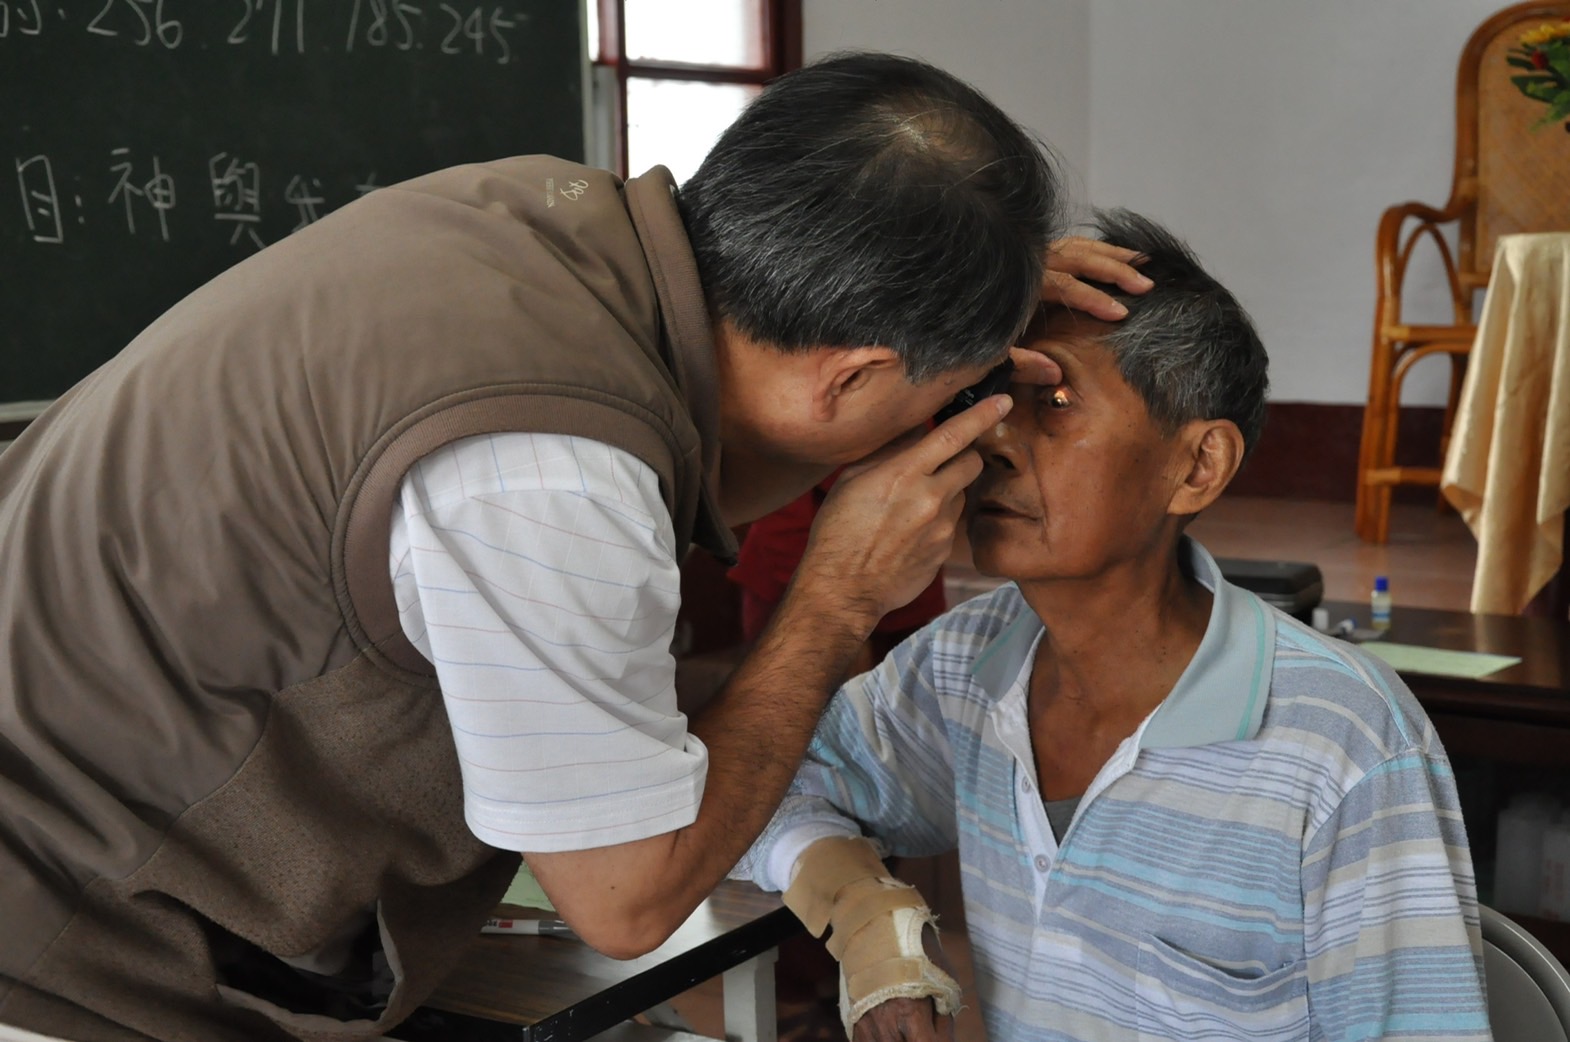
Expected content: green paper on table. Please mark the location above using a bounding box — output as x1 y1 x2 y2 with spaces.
503 863 556 911
1359 641 1520 679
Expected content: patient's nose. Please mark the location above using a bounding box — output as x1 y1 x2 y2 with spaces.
975 409 1027 472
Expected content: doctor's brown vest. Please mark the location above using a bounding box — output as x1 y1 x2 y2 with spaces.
0 157 733 1041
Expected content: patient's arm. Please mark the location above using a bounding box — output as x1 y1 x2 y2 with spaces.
730 628 966 896
1301 743 1489 1041
729 627 970 1038
782 836 960 1041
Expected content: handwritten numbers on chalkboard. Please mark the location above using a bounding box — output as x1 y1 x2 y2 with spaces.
1 2 527 58
0 1 45 37
437 4 516 63
229 0 307 56
343 3 524 63
88 0 184 49
347 0 419 52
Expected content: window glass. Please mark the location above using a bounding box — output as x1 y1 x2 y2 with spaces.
626 78 758 184
624 0 764 68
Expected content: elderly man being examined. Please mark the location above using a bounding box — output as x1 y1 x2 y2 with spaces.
734 210 1490 1042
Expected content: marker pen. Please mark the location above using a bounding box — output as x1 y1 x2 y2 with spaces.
482 917 576 937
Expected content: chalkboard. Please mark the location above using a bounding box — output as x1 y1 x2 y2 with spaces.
1 0 586 404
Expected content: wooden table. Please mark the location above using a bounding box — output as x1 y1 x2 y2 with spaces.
1324 600 1570 960
1441 231 1570 616
405 881 801 1042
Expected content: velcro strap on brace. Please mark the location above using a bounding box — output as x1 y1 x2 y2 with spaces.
782 835 890 938
782 837 962 1034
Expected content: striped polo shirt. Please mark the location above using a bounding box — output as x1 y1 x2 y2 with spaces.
737 539 1491 1041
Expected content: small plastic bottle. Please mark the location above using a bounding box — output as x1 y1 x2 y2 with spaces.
1370 575 1392 631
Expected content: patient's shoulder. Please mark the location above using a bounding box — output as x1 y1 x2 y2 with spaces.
1261 610 1444 765
938 581 1030 634
879 582 1033 700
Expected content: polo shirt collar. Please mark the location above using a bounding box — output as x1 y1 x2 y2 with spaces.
968 537 1276 748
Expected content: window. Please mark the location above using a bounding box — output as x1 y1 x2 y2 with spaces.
588 0 802 183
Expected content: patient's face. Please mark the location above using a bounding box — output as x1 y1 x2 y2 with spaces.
964 313 1185 583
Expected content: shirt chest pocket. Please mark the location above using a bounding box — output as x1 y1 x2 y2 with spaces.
1135 934 1308 1042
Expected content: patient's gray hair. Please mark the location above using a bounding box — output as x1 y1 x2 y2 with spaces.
1075 209 1270 455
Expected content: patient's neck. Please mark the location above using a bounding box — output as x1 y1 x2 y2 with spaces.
1019 556 1212 801
1020 557 1212 718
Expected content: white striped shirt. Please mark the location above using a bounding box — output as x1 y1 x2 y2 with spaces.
388 432 706 853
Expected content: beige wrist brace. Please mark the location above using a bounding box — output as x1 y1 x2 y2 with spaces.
782 836 962 1034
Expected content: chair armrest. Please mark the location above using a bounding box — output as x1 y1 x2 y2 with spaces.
1374 200 1470 328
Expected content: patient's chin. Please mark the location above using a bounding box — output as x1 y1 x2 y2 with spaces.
966 536 1022 580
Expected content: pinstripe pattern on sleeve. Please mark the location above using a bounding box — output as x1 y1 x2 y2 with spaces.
389 432 706 853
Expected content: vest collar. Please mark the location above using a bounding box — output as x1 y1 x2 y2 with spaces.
624 165 737 563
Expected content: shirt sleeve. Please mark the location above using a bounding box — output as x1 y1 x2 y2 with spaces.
732 630 959 891
1300 741 1491 1042
388 432 706 853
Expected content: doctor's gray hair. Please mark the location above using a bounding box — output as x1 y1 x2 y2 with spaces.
679 50 1065 382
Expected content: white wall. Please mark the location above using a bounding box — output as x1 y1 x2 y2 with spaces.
803 0 1094 198
1088 0 1500 405
805 0 1503 407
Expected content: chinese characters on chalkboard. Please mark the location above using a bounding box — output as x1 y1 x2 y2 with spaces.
15 151 383 248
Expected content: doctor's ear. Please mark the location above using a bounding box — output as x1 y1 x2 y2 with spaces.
812 347 903 418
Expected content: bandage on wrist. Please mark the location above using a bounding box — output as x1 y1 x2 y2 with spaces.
782 836 962 1033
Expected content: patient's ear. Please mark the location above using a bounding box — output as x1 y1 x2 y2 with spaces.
1168 420 1245 517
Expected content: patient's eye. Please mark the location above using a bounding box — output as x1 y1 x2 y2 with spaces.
1046 387 1074 409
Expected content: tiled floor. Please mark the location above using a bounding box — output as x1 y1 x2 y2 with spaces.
666 496 1481 1042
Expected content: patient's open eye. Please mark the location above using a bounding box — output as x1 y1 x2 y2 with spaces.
1047 387 1074 409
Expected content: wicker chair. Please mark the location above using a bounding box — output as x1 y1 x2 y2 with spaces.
1354 1 1570 544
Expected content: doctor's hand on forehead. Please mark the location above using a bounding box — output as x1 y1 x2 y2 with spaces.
1008 236 1152 387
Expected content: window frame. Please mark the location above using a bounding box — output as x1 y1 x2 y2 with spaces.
591 0 803 178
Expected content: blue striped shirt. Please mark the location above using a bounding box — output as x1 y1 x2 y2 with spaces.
736 540 1490 1041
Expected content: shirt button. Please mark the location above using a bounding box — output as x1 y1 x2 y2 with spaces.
1034 854 1050 872
1020 775 1032 793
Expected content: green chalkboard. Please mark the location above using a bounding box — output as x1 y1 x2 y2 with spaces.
1 0 585 403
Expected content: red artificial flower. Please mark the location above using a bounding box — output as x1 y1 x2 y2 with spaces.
1532 48 1549 69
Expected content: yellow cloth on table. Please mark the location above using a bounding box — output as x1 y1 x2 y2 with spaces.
1441 232 1570 615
